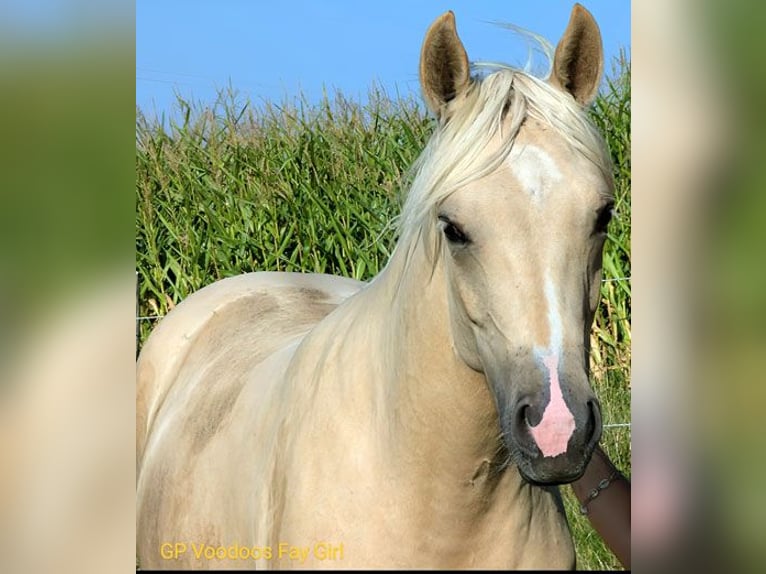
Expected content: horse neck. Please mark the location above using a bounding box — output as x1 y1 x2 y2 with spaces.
364 235 510 485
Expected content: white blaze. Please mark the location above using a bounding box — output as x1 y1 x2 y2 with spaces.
508 144 563 201
528 276 576 457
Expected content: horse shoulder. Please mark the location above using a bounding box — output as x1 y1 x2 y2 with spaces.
136 272 364 469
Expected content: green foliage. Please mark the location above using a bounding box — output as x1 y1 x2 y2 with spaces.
136 58 631 570
136 87 430 339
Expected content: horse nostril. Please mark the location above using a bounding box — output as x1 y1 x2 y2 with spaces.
509 402 540 457
517 405 529 425
516 403 537 428
585 399 603 449
513 403 527 430
517 401 541 427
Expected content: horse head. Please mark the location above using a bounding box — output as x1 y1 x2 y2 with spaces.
415 5 613 484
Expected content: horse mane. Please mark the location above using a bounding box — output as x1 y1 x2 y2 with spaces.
390 53 615 280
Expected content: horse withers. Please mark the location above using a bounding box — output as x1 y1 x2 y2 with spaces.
137 4 614 569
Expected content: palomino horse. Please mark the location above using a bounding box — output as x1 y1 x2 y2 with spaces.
137 4 614 569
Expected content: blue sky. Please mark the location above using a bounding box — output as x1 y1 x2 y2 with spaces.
136 1 630 119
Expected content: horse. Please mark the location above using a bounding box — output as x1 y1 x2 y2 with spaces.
136 4 614 569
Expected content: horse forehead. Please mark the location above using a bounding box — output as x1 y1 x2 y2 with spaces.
504 126 599 200
506 143 563 199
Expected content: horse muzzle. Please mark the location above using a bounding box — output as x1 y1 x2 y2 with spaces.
505 391 602 484
487 351 602 484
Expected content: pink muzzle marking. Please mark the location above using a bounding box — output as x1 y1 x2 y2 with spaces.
528 353 576 457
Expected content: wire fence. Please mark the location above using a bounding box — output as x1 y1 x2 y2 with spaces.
135 275 631 323
135 273 631 432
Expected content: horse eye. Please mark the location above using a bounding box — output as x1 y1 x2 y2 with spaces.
438 215 469 245
595 203 614 235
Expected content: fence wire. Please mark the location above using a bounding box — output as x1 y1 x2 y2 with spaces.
135 273 631 431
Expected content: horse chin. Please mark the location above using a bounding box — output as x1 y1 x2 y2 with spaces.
510 443 593 486
515 456 588 486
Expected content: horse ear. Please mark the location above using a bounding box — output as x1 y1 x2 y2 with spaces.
549 3 603 106
419 11 471 119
